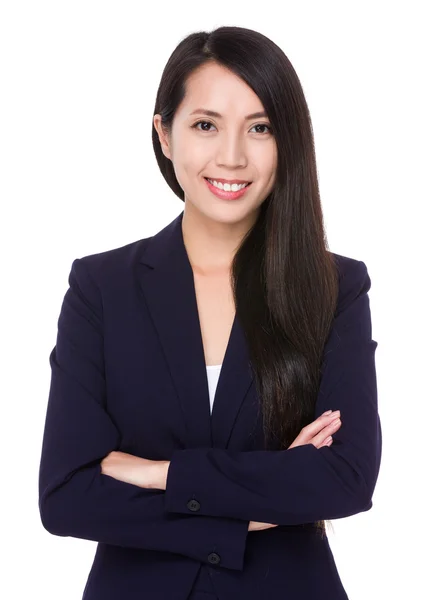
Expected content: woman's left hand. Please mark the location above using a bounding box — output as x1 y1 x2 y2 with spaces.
100 451 170 490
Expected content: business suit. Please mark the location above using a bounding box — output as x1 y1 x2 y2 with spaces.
38 210 382 600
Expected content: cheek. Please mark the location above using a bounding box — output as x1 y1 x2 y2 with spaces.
175 161 200 187
178 159 206 187
171 159 202 194
174 143 206 176
252 143 277 174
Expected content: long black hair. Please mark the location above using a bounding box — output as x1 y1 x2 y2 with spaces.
151 26 339 536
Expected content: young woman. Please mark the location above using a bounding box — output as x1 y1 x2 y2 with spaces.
38 25 381 600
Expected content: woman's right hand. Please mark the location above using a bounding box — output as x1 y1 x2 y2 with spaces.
288 409 342 450
247 410 342 531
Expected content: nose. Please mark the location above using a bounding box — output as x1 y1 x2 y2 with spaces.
215 132 248 169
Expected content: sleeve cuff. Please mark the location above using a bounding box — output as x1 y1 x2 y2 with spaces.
164 449 249 570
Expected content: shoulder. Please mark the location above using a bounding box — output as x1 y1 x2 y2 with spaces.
68 236 152 287
330 252 371 319
61 237 153 314
324 252 375 352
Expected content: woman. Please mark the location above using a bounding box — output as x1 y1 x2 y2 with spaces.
38 26 381 600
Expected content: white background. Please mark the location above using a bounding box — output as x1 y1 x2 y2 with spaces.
1 1 436 598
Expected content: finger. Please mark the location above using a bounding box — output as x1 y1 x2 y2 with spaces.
311 418 342 448
299 411 341 440
291 417 342 450
287 412 342 449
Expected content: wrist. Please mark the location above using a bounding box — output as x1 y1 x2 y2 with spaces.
162 460 170 489
148 460 170 490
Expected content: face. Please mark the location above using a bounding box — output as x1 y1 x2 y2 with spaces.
153 61 277 227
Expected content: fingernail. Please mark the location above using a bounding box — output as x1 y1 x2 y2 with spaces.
323 410 332 415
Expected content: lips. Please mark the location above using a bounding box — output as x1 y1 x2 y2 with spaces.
204 176 252 201
204 177 251 186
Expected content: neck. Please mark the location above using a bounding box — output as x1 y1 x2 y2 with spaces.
181 204 258 276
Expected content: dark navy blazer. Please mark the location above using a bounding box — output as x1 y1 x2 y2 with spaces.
38 210 382 600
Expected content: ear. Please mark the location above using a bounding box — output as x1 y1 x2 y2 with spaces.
153 114 172 161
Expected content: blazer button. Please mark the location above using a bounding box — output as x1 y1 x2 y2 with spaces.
207 552 221 565
187 499 201 512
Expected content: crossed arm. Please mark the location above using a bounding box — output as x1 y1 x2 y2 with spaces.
38 256 381 571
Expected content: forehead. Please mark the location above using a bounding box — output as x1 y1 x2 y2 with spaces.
178 62 265 117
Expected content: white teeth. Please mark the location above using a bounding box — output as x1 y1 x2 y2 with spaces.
207 178 250 192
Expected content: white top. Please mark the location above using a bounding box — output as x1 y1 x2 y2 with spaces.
206 364 222 413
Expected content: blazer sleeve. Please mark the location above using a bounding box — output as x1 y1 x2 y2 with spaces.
164 259 382 525
38 258 249 571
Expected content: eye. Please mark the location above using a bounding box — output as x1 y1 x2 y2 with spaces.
191 120 272 135
192 120 216 132
250 124 272 135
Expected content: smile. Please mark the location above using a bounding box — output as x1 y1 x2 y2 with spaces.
204 177 252 201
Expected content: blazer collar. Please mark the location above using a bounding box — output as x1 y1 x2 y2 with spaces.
136 210 255 449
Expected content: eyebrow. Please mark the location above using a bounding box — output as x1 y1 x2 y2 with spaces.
189 108 268 120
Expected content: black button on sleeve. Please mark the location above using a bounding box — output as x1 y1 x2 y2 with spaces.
187 499 201 512
207 552 221 565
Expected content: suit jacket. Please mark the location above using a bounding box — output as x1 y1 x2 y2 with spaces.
38 210 382 600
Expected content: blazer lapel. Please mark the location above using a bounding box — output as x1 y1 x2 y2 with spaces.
135 211 255 449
